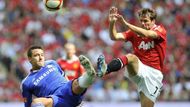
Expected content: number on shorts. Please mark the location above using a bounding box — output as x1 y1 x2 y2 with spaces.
153 86 158 94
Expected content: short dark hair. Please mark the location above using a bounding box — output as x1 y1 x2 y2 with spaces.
138 8 157 20
27 45 43 58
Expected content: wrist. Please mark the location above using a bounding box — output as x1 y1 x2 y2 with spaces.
110 20 116 25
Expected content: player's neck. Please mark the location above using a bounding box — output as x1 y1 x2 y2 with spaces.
31 66 42 72
150 24 156 29
66 55 78 61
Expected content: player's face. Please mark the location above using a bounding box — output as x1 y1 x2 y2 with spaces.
65 45 76 59
139 16 155 30
29 49 45 70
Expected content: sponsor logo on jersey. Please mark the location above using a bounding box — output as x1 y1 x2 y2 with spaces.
33 65 56 86
138 41 154 50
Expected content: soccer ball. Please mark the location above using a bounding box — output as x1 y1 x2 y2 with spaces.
44 0 63 12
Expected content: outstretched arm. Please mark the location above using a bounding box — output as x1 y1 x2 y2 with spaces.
115 14 158 39
109 7 126 41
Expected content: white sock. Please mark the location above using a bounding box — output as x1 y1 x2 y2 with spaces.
32 102 45 107
78 72 95 88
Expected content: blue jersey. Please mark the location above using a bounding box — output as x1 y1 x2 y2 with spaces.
21 60 83 107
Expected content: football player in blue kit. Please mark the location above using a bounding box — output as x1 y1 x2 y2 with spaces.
21 45 97 107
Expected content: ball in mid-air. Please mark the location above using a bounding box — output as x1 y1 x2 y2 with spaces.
44 0 63 12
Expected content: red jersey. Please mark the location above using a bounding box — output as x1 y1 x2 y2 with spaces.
123 24 167 71
57 56 84 80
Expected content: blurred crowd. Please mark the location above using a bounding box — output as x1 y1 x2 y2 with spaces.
0 0 190 102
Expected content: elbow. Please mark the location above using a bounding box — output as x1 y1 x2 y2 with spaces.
148 33 158 39
144 34 157 39
145 31 158 39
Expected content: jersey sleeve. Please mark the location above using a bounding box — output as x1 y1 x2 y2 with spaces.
46 60 64 76
21 83 32 107
153 25 167 41
122 30 135 41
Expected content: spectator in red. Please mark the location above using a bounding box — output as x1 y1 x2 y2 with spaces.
57 43 85 80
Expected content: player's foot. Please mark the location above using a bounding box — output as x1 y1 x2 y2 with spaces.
97 55 107 77
79 55 96 77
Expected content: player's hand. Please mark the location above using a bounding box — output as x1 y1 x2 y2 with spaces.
115 14 125 24
109 6 118 22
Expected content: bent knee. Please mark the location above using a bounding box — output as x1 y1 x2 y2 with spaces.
126 54 138 64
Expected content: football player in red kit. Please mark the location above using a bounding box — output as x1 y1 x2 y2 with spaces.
97 7 167 107
57 43 84 80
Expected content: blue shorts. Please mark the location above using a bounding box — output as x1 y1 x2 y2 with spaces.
49 81 85 107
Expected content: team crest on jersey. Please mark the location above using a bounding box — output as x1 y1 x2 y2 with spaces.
47 65 53 68
73 63 79 69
